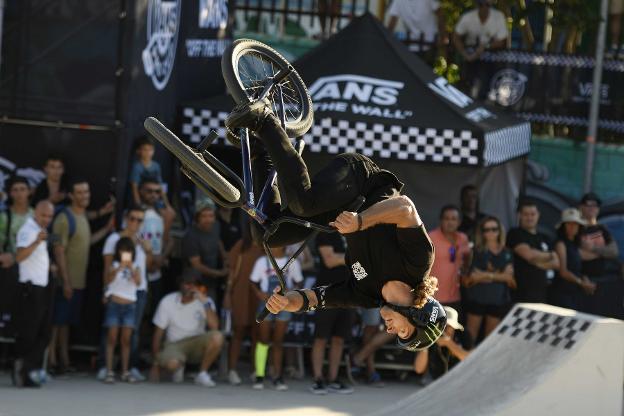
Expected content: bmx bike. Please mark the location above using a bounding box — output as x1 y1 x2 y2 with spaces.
144 39 362 322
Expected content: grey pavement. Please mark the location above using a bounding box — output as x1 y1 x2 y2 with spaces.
0 372 419 416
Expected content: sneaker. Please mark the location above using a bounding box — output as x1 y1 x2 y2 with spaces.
348 355 362 377
606 45 618 59
327 380 354 394
225 98 274 137
129 367 146 382
121 371 138 384
228 369 242 386
195 371 216 387
12 359 24 388
252 376 264 390
367 372 385 388
104 372 115 384
273 377 288 391
38 369 51 384
23 374 41 389
172 365 185 383
309 379 327 395
96 367 107 381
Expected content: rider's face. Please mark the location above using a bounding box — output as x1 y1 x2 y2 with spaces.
380 306 415 340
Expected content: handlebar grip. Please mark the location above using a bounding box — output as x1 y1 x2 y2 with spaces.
256 306 271 323
256 287 286 323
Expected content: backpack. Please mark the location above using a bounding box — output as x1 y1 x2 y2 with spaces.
51 206 77 240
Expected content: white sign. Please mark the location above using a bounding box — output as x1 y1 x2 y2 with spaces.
427 77 473 108
198 0 228 29
142 0 181 91
308 74 413 120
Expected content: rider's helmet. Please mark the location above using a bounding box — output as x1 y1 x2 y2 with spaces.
385 297 447 351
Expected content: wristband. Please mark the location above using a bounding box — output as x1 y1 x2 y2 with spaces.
294 289 314 313
357 214 363 231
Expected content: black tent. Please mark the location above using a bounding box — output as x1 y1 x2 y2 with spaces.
179 13 531 227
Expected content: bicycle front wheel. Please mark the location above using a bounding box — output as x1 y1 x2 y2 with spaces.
222 39 314 138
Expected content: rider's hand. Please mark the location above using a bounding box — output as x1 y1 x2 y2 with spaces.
329 211 359 234
266 286 288 314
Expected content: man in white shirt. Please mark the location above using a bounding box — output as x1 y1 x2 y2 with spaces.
13 201 54 388
150 270 224 387
138 178 172 306
387 0 446 51
453 0 508 61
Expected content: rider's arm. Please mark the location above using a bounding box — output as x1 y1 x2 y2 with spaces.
266 279 377 314
360 195 421 229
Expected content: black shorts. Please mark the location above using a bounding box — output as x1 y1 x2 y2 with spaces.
463 301 509 319
314 308 353 340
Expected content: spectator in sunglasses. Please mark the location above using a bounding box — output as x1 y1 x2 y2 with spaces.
96 205 153 381
463 216 515 344
428 205 471 315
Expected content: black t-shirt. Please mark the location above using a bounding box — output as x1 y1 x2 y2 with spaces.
580 224 618 277
465 247 513 306
458 211 487 242
315 224 434 309
218 212 242 252
555 238 582 294
506 227 552 303
315 232 349 287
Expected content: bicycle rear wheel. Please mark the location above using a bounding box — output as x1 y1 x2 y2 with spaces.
222 38 314 138
144 117 241 204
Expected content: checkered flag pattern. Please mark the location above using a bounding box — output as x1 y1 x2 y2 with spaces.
181 108 230 145
305 118 480 165
497 306 591 350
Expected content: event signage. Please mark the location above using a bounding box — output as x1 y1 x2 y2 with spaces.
478 51 624 134
185 0 230 58
308 74 413 120
142 0 182 91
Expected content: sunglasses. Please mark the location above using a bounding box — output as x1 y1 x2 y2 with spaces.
144 188 161 194
449 246 456 263
128 216 144 223
482 227 499 233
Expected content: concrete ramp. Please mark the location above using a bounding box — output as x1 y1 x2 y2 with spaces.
373 303 624 416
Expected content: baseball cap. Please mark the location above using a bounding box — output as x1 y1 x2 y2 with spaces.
443 306 464 331
580 192 602 206
195 197 216 213
557 207 586 227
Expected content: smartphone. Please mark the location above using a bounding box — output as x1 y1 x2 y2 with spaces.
121 251 132 263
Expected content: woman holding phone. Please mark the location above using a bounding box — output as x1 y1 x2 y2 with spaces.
103 237 141 383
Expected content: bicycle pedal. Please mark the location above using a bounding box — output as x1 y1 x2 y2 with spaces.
197 130 219 152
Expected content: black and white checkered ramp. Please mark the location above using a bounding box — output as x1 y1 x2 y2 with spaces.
497 306 591 350
373 303 624 416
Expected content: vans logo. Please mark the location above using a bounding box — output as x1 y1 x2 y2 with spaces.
308 75 412 120
351 261 368 280
309 75 404 106
142 0 181 91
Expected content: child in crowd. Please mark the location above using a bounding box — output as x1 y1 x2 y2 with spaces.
129 136 175 228
250 246 303 391
103 237 141 384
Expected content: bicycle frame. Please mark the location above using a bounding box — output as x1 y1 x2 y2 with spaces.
190 67 340 322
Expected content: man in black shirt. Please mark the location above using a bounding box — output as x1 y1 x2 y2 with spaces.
458 184 486 242
578 192 620 277
506 200 559 302
309 232 354 394
226 99 446 351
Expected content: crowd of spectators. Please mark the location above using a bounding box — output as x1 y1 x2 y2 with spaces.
0 140 622 391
